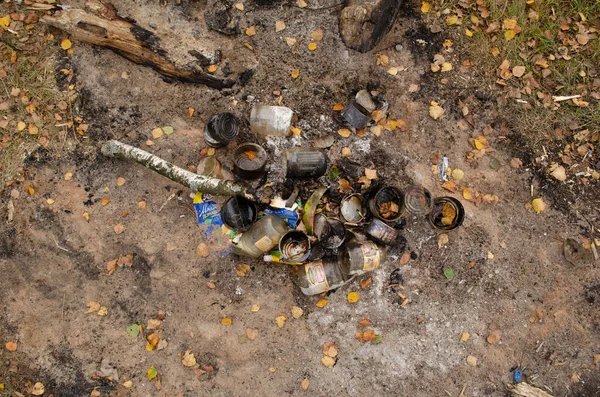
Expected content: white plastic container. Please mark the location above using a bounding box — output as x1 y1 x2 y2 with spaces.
250 105 293 137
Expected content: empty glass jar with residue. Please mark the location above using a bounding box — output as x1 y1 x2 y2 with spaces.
298 259 349 296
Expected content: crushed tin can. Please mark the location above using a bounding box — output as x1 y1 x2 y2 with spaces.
232 143 268 179
341 89 377 130
231 215 289 258
340 240 382 276
283 148 328 179
279 230 311 262
298 259 350 296
340 194 364 224
403 185 433 216
364 218 400 245
220 196 258 231
204 112 240 148
428 196 465 231
368 186 404 222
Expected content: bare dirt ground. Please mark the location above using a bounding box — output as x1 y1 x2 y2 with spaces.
1 0 599 396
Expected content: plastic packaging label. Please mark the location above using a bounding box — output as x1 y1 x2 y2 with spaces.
306 262 329 289
264 207 300 228
193 192 223 226
254 235 274 252
361 242 381 271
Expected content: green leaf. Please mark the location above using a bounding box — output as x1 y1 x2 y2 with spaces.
147 365 158 380
328 167 340 180
162 126 174 135
126 324 139 338
370 334 383 345
443 267 455 281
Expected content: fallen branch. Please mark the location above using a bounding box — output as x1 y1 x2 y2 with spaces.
41 0 235 89
101 140 255 200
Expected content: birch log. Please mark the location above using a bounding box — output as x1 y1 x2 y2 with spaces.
101 140 254 200
42 0 235 89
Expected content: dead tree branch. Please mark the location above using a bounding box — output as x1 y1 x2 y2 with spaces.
42 0 235 89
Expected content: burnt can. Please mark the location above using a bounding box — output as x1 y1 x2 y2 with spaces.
283 148 328 179
364 218 399 245
340 240 382 276
279 230 311 262
298 259 350 296
341 100 371 129
404 185 433 216
231 215 289 258
368 186 404 222
340 194 364 223
232 143 268 179
314 215 346 250
220 196 258 231
204 112 240 148
428 196 465 231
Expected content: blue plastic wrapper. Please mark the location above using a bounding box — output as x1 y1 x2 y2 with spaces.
513 369 523 383
193 192 223 226
264 206 299 228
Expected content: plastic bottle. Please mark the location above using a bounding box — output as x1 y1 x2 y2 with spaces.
298 259 350 296
250 105 294 137
231 215 289 258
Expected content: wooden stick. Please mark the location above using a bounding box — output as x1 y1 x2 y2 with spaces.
41 0 235 89
101 140 255 200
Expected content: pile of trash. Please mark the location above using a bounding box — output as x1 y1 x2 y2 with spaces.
192 92 466 296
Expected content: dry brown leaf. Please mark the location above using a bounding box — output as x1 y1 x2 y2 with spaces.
309 28 323 41
114 224 124 234
245 26 256 36
291 305 304 319
466 355 477 367
116 177 126 186
512 65 526 77
365 168 377 180
360 277 372 289
5 341 17 352
323 342 338 358
196 243 210 257
400 253 411 265
359 318 371 327
301 378 309 390
321 356 335 367
246 328 259 341
338 128 351 138
236 263 251 277
341 147 352 157
182 350 197 367
429 102 444 120
275 20 286 32
460 332 470 342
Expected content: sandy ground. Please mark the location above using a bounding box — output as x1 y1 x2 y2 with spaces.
1 0 599 396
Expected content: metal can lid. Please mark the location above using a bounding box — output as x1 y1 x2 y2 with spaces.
403 185 433 216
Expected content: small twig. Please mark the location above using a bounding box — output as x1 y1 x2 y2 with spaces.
53 237 71 252
159 192 176 212
458 385 466 397
536 341 544 352
552 95 581 102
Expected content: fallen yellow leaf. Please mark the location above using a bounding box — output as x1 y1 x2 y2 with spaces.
60 39 72 50
0 15 11 28
315 299 328 308
504 29 516 40
460 332 470 342
291 69 300 79
31 382 45 396
321 356 335 367
307 42 317 51
291 305 304 319
207 65 217 73
532 198 546 213
97 306 109 316
28 185 35 195
221 317 232 326
421 1 431 13
17 121 26 131
5 341 17 352
275 315 287 328
245 26 256 36
338 128 351 138
251 304 261 312
333 103 344 111
182 350 197 367
347 291 359 303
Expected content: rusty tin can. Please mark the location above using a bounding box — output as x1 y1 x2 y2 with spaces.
204 112 240 148
403 185 433 216
368 186 404 222
283 148 328 179
364 218 400 245
279 230 311 262
232 143 268 179
340 240 382 276
428 196 465 231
